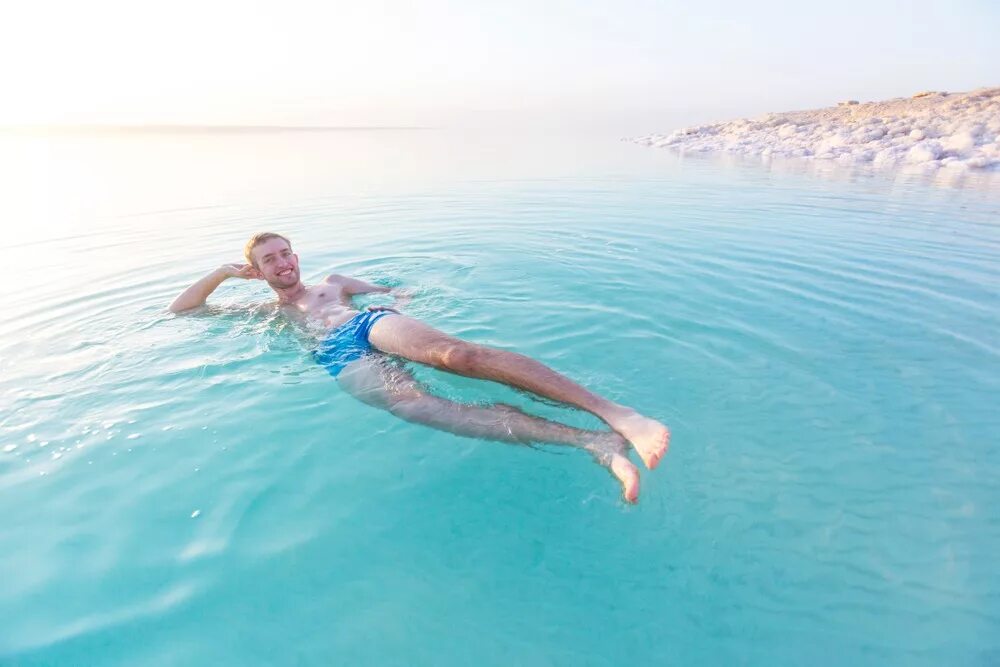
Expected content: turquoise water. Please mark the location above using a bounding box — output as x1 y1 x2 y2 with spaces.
2 130 999 665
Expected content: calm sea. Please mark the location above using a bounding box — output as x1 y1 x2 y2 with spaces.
1 128 998 665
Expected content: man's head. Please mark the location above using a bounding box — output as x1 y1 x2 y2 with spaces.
244 232 301 290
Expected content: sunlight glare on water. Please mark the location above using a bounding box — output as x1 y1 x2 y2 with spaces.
1 129 999 665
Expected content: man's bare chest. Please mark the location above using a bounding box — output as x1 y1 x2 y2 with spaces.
305 285 351 309
299 284 357 327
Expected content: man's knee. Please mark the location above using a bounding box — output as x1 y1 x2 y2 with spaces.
436 341 486 374
387 395 429 421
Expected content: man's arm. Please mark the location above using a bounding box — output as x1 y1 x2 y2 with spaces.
327 274 412 309
326 274 390 296
169 263 260 313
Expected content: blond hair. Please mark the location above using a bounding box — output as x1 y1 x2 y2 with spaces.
244 232 292 267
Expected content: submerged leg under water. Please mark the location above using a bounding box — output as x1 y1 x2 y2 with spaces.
336 355 641 503
366 313 670 471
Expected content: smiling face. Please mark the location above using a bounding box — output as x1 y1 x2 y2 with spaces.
248 235 301 290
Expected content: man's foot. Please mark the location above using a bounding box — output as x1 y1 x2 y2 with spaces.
610 412 670 470
609 453 640 503
590 435 640 503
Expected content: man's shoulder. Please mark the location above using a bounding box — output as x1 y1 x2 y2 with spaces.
323 273 348 285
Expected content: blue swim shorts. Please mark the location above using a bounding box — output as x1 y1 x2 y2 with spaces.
314 310 393 377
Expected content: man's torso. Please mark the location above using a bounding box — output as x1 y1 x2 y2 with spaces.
285 278 360 332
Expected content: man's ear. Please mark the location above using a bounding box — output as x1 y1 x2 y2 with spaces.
252 267 263 280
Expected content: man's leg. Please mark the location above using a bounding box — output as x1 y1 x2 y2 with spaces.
367 314 670 469
337 356 640 502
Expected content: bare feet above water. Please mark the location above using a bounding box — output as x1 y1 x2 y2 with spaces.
610 412 671 470
589 435 641 503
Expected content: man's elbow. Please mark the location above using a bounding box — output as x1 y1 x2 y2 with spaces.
169 298 194 314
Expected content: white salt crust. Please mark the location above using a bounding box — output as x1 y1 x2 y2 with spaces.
634 88 1000 171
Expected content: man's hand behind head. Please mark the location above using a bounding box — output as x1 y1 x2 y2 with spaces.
220 263 262 280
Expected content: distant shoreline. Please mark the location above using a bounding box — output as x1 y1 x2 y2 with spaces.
634 87 1000 172
0 124 431 135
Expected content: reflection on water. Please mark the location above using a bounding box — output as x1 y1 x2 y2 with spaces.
652 142 1000 194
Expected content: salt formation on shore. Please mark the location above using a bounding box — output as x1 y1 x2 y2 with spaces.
635 87 1000 171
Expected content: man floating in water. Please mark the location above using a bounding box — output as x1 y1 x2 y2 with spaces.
169 232 669 502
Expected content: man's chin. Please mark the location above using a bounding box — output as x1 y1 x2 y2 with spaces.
268 276 299 289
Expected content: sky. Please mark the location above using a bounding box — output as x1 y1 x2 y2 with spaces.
1 0 997 132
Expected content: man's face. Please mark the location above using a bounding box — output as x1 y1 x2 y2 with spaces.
251 237 300 289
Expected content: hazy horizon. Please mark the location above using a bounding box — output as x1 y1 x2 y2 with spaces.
2 0 998 134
